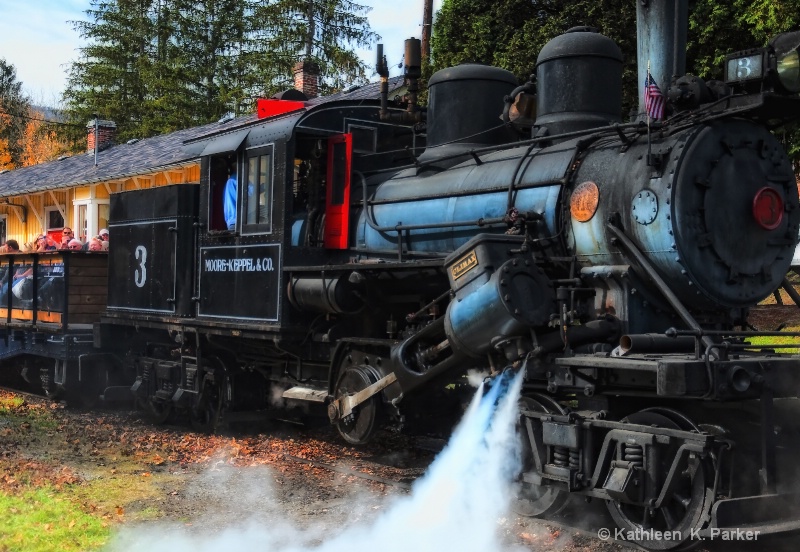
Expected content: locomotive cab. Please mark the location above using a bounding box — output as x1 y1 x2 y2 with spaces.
99 98 425 431
190 102 422 327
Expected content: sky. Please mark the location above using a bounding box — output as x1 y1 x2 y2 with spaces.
0 0 443 106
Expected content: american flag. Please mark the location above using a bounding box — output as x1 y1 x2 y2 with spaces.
644 73 665 120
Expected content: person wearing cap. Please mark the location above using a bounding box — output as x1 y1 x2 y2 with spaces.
99 229 109 241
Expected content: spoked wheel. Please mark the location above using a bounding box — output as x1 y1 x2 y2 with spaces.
191 371 225 433
333 366 382 445
606 409 714 551
512 393 570 517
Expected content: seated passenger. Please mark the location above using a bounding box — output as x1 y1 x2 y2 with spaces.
0 239 20 253
34 235 55 252
38 262 64 312
67 239 83 251
99 228 109 243
87 237 104 251
59 227 76 249
0 264 32 304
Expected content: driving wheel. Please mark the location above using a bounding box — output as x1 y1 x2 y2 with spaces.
512 393 570 517
333 366 382 445
606 408 713 551
191 369 225 433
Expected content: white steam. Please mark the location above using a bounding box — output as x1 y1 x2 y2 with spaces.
111 372 526 552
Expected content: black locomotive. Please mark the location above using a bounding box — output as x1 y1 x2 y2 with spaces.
1 0 800 547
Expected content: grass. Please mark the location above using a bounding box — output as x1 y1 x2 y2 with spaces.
0 487 109 552
0 391 183 551
0 458 176 552
0 394 58 432
0 394 25 413
746 324 800 353
64 467 173 522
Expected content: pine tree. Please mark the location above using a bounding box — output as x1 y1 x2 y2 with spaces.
62 0 156 144
60 0 378 145
285 0 378 94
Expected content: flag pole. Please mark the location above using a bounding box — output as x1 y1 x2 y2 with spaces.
646 59 652 167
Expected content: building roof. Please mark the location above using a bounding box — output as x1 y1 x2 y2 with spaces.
0 76 406 198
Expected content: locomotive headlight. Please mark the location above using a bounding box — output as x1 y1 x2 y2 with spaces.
770 31 800 93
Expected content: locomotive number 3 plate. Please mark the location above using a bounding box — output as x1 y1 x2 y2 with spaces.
570 181 600 222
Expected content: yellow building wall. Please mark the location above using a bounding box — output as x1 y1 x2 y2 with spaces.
0 162 200 248
74 187 92 201
1 190 72 247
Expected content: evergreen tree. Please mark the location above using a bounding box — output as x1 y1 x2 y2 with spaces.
431 0 800 162
172 0 250 121
430 0 637 111
62 0 156 144
60 0 378 146
0 59 32 169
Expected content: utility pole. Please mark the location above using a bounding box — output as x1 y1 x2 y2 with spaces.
421 0 433 64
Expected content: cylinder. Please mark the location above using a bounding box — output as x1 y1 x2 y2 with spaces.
619 333 695 355
287 273 364 314
444 260 554 358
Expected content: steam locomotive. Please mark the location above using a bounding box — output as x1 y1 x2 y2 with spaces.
1 0 800 547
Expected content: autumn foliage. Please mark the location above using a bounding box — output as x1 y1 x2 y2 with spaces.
0 107 70 170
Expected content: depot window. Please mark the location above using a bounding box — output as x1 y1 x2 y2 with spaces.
242 146 273 234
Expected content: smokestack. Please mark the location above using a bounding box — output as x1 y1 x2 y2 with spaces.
637 0 688 117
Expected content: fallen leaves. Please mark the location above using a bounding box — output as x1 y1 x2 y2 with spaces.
0 387 428 534
0 459 81 493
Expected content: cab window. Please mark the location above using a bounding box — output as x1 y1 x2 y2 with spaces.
207 154 236 232
243 146 273 234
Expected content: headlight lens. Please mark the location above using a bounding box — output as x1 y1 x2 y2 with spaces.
777 49 800 93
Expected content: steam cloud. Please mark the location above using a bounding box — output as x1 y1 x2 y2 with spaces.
111 371 526 552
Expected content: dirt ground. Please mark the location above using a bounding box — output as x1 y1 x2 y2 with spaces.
2 390 630 552
2 330 800 552
747 304 800 329
2 393 796 552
